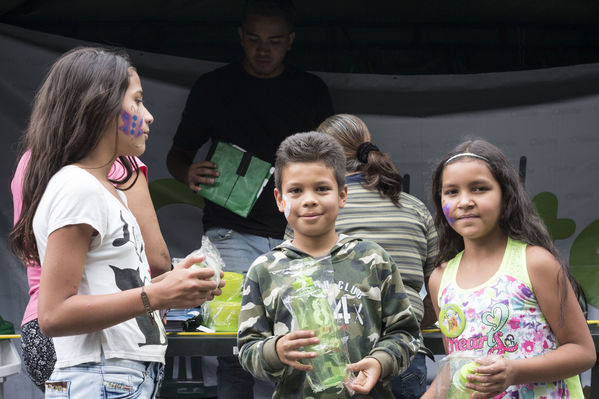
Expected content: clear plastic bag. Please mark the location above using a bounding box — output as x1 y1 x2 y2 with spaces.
276 257 356 394
172 236 244 332
189 236 225 286
435 352 500 399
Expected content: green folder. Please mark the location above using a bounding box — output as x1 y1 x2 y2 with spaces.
199 141 274 218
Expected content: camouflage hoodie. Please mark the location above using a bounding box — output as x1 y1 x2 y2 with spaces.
238 235 421 399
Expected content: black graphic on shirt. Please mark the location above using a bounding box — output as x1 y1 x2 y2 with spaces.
112 211 143 263
109 265 165 347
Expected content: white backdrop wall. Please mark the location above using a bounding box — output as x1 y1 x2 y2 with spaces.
1 23 598 399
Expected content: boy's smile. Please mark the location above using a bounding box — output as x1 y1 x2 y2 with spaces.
275 161 347 255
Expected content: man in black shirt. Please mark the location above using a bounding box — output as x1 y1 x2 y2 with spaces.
166 1 333 398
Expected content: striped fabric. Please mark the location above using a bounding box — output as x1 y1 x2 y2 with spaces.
337 175 438 323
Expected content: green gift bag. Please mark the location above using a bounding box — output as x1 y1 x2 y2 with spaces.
199 141 274 218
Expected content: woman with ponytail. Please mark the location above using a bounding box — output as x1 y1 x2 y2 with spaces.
317 114 439 399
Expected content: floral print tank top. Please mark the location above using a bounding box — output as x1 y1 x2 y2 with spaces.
437 237 583 398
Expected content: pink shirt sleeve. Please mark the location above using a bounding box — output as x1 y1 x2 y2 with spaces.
11 150 31 225
108 156 148 182
11 150 39 325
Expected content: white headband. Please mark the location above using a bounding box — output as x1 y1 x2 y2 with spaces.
444 152 489 165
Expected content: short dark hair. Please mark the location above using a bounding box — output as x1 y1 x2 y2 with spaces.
241 0 295 31
275 131 346 191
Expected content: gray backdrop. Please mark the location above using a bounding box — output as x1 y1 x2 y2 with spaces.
1 23 598 399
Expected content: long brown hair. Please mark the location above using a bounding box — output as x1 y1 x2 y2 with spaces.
431 139 584 317
318 114 403 206
10 47 137 264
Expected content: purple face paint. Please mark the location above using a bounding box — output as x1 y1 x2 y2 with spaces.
120 109 144 137
443 203 455 225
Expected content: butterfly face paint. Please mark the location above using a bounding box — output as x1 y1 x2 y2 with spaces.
443 202 455 225
120 109 144 137
282 194 291 219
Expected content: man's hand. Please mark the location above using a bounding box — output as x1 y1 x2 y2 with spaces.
275 330 319 371
187 160 218 192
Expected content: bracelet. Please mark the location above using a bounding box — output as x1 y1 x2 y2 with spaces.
140 286 156 325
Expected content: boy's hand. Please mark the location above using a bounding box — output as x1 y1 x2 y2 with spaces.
275 330 319 371
347 357 381 394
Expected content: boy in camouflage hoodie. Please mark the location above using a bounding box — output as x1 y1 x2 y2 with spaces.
238 132 421 398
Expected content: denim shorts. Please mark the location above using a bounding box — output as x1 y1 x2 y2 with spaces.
204 228 282 274
45 357 161 399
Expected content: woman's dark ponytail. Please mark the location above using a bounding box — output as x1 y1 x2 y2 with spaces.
318 114 403 206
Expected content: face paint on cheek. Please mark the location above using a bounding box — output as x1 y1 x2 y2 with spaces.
119 109 144 137
443 202 455 225
282 194 291 219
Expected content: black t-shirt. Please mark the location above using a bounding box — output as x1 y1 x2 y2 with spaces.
173 62 334 238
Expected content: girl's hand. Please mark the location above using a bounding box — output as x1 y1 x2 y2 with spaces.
150 254 220 309
467 355 512 399
347 357 381 394
173 256 225 301
275 330 319 371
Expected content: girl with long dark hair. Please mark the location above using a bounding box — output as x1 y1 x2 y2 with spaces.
424 139 594 398
10 47 222 398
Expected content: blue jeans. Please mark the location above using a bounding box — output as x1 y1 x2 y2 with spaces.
205 228 283 275
45 357 161 399
205 228 282 399
391 352 427 399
